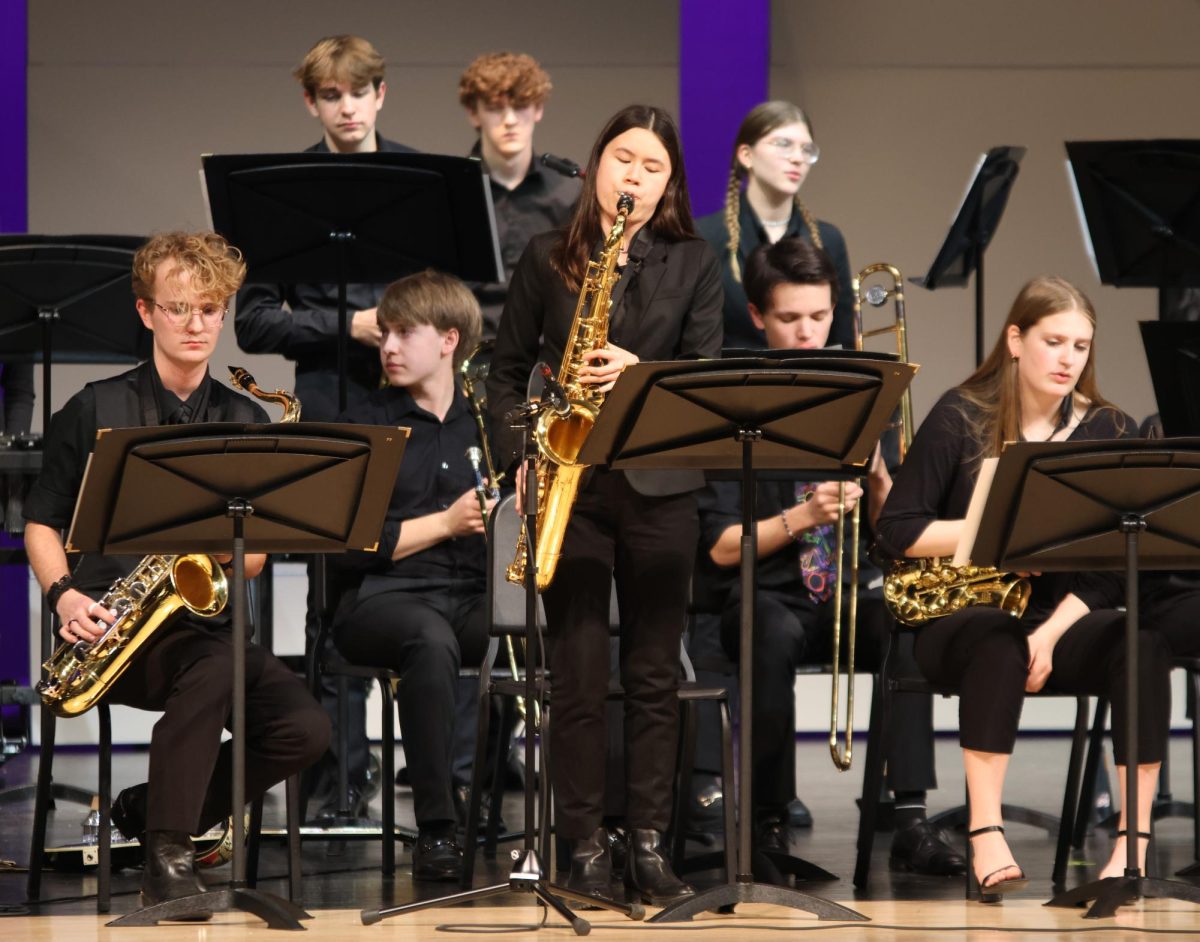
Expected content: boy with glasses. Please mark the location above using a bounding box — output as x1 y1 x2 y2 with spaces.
24 231 329 918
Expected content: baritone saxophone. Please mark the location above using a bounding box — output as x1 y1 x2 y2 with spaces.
37 368 300 717
506 193 634 591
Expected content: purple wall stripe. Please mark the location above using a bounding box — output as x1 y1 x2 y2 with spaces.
1 0 30 689
679 0 770 219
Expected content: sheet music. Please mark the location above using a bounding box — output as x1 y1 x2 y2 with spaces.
64 450 97 554
946 152 988 230
952 456 999 567
1066 160 1099 281
199 156 214 229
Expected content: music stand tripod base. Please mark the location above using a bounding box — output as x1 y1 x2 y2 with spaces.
107 888 313 929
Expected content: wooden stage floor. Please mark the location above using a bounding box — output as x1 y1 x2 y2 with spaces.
3 735 1200 938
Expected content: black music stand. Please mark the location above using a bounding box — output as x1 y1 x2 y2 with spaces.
578 352 915 922
967 437 1200 919
203 152 502 414
0 235 148 819
360 372 643 934
61 420 406 928
912 146 1025 366
1067 140 1200 319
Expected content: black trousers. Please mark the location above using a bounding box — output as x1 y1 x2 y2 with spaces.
719 590 935 815
107 620 330 835
334 579 488 827
914 606 1173 766
542 470 699 840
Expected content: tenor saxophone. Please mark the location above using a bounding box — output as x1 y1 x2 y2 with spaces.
507 193 634 591
37 368 300 717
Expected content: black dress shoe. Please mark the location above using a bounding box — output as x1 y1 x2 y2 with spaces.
753 813 790 855
566 826 614 902
890 820 967 876
110 782 149 845
686 775 724 841
788 797 814 829
412 826 464 882
625 828 695 906
141 830 211 921
308 784 369 825
453 784 507 833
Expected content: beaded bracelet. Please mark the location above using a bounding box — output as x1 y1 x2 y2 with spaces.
780 509 799 543
45 573 75 612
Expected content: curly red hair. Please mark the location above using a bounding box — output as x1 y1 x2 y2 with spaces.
458 52 551 110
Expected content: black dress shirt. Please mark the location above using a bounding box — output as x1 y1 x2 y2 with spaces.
338 386 487 598
696 200 854 352
486 228 724 495
471 146 580 338
24 361 268 614
233 135 417 423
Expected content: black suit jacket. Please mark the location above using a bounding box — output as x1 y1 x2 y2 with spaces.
695 201 854 352
486 228 724 496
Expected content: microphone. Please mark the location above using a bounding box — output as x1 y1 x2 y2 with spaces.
537 363 572 417
540 153 583 178
465 446 494 517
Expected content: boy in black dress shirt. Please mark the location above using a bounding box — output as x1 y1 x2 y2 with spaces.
24 232 329 917
332 269 494 881
234 35 418 817
458 51 580 339
695 238 965 877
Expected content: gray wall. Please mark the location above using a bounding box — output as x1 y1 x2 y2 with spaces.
23 0 1200 740
25 0 1200 425
26 0 680 419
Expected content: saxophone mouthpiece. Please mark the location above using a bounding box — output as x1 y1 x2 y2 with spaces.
617 192 634 214
227 365 254 390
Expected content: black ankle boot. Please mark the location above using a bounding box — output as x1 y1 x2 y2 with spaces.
141 830 211 920
567 826 613 902
625 828 694 906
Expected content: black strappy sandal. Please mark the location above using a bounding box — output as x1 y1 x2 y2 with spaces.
1107 829 1152 876
968 825 1029 903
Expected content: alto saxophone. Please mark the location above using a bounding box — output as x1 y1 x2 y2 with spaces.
883 558 1031 628
507 193 634 591
37 368 300 717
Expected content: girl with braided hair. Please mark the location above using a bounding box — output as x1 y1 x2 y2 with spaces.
696 101 855 351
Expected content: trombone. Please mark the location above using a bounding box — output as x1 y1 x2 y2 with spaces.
459 343 539 730
828 263 915 771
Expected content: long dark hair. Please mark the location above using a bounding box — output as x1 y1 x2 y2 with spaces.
957 275 1121 457
551 104 696 292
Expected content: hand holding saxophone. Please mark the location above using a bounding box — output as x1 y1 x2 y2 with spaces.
577 343 639 391
56 589 116 644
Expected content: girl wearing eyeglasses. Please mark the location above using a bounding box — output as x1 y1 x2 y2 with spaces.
697 101 854 352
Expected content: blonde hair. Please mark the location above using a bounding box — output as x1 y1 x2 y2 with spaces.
377 269 482 369
458 52 552 109
131 231 245 304
294 35 385 96
957 275 1121 458
723 101 821 283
